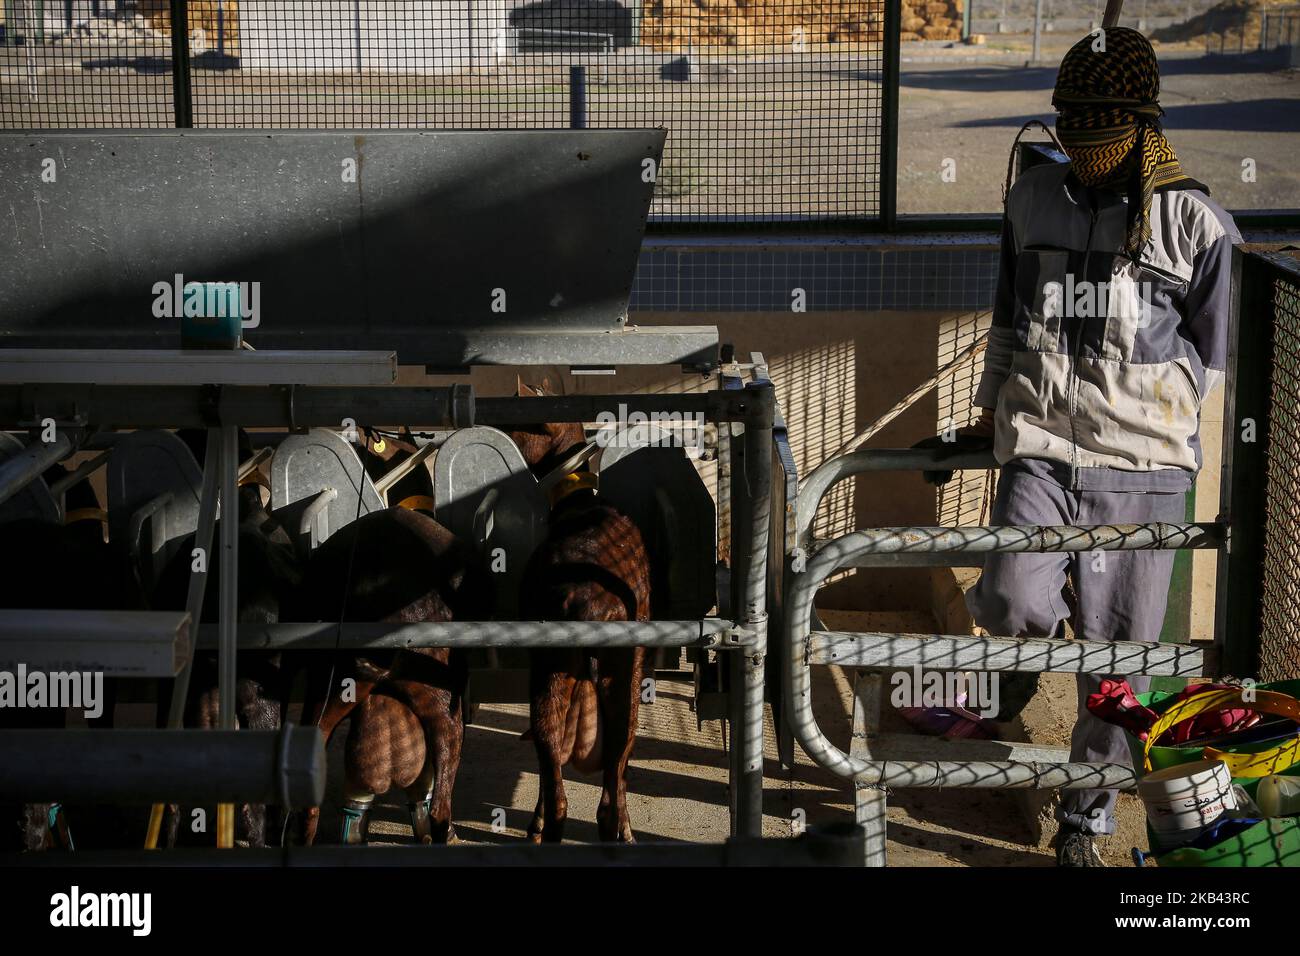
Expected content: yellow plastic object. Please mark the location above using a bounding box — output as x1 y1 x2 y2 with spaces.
548 471 598 507
144 803 164 850
1144 689 1300 777
395 495 437 513
217 804 235 848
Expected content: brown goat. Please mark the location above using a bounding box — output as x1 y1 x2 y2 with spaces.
510 385 653 843
290 503 490 846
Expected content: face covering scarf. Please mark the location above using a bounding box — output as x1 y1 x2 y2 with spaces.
1051 27 1193 260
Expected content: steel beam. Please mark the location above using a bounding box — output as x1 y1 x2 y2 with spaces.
475 390 756 426
0 349 398 386
0 384 475 430
0 610 191 677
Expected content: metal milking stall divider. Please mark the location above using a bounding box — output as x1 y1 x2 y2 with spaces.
0 127 813 860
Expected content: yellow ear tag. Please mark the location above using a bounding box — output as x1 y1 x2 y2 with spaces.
373 439 386 454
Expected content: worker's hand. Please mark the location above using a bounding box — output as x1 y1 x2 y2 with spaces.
911 409 996 486
959 407 995 440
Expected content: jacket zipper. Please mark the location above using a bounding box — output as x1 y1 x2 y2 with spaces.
1068 203 1100 490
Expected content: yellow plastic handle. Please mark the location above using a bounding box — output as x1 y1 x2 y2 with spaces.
1144 689 1300 777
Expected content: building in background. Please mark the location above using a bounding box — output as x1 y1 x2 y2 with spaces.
240 0 511 74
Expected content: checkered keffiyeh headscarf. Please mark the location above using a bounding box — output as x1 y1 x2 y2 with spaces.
1052 28 1191 259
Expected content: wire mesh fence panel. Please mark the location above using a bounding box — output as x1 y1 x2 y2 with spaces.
1 0 887 227
1259 258 1300 683
0 1 177 128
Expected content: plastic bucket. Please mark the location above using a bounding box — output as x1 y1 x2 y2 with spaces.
1138 758 1235 846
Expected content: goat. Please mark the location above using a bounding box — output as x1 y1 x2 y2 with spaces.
289 500 491 846
509 384 653 843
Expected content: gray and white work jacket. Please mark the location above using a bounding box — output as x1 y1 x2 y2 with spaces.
975 161 1241 492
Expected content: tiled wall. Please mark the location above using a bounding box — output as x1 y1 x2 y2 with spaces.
629 243 1000 313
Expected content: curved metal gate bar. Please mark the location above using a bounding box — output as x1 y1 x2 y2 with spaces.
781 438 1225 865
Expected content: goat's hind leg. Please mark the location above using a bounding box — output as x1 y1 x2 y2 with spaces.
595 648 642 843
528 663 576 844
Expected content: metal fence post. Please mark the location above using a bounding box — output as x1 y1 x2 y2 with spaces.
880 0 901 230
169 0 192 127
731 382 773 838
353 0 362 74
1032 0 1044 64
1216 248 1271 679
569 65 587 129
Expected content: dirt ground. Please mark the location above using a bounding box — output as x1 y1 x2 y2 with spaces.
312 613 1151 867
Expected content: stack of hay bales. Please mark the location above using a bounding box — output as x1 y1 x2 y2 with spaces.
900 0 964 41
137 0 241 56
641 0 885 49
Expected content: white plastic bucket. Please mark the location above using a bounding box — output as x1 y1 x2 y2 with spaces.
1138 758 1236 844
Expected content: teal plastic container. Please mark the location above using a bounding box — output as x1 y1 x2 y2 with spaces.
179 282 242 349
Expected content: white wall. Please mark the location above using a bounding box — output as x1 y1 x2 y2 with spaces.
240 0 511 74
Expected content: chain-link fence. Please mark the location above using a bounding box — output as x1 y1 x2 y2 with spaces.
0 0 891 227
1257 253 1300 683
1224 251 1300 683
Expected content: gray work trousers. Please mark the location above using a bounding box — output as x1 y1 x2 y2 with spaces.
965 459 1186 835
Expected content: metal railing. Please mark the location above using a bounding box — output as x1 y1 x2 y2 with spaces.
773 251 1299 865
783 447 1221 865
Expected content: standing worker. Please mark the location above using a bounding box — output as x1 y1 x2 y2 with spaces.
959 28 1240 866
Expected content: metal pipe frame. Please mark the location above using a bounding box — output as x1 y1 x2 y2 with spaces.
195 619 752 651
809 631 1206 675
48 448 110 500
796 447 997 544
729 382 774 837
0 428 76 508
162 428 221 731
5 377 771 843
218 426 239 735
812 522 1221 565
783 525 1210 786
0 726 324 806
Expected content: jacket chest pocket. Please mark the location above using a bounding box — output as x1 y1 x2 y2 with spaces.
1014 248 1070 353
1100 254 1192 362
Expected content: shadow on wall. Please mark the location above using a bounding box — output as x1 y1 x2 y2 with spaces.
409 309 961 612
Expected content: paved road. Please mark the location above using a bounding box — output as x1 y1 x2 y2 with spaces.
899 52 1300 214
